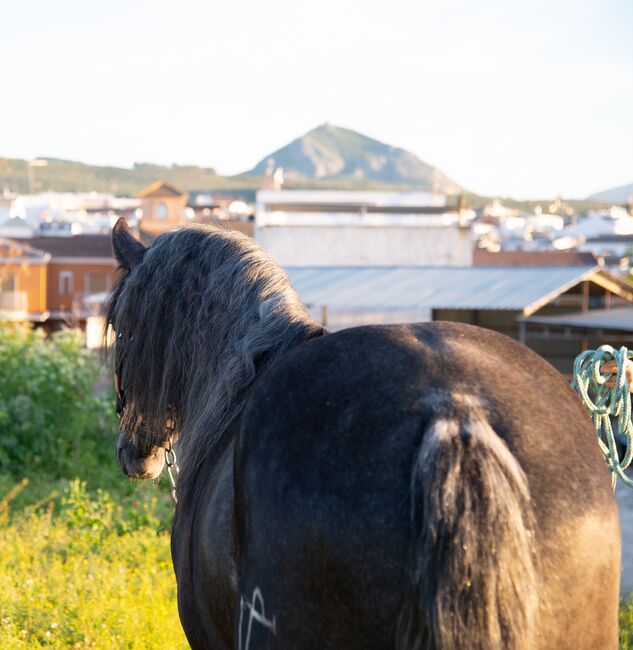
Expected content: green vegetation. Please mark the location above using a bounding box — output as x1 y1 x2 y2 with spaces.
0 157 256 196
621 600 633 648
0 323 187 648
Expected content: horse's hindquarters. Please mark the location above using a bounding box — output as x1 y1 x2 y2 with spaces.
235 322 621 649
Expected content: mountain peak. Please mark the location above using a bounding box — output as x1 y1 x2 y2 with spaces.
245 124 461 193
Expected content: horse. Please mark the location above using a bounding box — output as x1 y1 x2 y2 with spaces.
107 217 621 650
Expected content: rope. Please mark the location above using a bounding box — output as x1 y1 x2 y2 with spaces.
572 345 633 489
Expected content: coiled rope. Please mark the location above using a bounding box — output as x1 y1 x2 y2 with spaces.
572 345 633 489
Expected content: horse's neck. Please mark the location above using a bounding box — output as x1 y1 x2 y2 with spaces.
176 317 325 501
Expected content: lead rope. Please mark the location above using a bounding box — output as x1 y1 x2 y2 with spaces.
572 345 633 489
164 439 180 503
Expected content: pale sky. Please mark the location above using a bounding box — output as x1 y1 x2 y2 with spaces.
1 0 631 199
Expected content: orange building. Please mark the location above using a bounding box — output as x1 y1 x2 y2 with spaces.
0 234 117 329
139 182 187 240
0 238 49 321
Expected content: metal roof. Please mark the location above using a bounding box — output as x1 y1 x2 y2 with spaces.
525 307 633 332
285 266 598 312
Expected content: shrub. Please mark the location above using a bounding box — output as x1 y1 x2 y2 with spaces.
0 322 115 480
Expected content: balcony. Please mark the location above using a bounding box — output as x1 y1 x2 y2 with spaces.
0 291 29 320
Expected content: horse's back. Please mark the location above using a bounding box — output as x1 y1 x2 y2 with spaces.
236 322 620 649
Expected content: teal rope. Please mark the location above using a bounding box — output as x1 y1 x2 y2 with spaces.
572 345 633 489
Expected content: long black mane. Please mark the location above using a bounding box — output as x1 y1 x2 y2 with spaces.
106 225 322 499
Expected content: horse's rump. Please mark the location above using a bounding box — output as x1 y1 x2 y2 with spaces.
236 322 619 649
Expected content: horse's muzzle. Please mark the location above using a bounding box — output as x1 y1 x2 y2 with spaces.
116 432 165 480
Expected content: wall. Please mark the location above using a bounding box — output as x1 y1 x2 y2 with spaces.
1 262 48 315
140 195 187 235
256 225 473 267
307 305 432 331
47 261 116 313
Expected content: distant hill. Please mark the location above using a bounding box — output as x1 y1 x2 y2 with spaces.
0 158 255 196
586 182 633 204
245 123 462 194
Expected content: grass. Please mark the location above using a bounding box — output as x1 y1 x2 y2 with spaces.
622 599 633 648
0 478 188 649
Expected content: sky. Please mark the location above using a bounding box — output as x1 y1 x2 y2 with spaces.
1 0 631 199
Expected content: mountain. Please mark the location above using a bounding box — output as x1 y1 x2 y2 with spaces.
586 182 633 204
245 123 462 194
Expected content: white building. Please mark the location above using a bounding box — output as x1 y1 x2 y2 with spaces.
255 190 475 267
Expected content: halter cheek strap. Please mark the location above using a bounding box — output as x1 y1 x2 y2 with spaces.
164 439 180 503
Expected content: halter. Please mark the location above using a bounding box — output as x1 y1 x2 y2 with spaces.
164 438 180 503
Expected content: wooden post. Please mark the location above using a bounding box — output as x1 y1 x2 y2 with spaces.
519 320 526 345
582 281 590 313
605 289 612 310
321 304 329 329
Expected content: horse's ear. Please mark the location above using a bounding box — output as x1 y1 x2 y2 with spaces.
112 218 146 269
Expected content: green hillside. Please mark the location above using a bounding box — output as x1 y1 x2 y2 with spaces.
0 158 255 196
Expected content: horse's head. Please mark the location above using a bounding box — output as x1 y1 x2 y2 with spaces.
106 216 321 493
108 218 176 480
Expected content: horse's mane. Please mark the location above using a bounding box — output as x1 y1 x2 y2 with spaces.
106 225 322 499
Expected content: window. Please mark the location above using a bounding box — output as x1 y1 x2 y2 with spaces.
1 273 17 292
86 272 108 295
59 271 73 295
156 202 168 219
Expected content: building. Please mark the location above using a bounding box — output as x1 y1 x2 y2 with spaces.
524 307 633 361
255 190 474 267
138 182 187 240
0 216 35 238
472 249 599 267
285 264 633 373
0 234 117 329
0 238 49 321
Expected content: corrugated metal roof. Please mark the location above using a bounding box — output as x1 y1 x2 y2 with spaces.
285 266 598 311
526 307 633 332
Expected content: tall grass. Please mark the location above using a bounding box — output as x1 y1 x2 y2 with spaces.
0 481 187 649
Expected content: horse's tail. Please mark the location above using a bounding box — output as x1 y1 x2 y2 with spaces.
396 411 538 650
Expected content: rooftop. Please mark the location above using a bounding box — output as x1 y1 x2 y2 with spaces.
285 265 620 315
525 307 633 333
16 235 114 258
139 181 186 199
473 249 599 267
0 237 50 260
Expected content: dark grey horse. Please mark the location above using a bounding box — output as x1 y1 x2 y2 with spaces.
107 218 620 650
